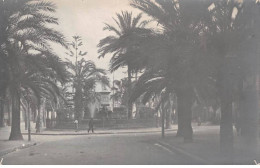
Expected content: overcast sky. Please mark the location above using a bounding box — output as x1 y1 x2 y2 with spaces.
50 0 142 81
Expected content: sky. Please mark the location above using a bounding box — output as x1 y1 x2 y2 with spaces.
47 0 238 85
50 0 142 81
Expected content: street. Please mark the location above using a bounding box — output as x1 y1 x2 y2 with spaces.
2 132 194 165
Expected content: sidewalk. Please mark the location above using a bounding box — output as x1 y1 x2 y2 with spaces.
0 126 37 157
156 125 260 165
24 126 177 135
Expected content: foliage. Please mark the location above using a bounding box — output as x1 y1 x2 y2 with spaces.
66 36 109 120
0 0 68 139
129 0 213 105
110 78 128 106
98 11 152 72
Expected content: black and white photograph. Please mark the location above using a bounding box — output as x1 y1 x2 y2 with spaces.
0 0 260 165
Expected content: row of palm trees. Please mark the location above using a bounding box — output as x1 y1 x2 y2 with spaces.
98 0 260 157
0 0 108 140
0 0 69 140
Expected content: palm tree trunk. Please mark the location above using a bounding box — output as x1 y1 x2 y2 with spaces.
75 87 83 121
176 96 184 137
36 100 41 133
24 107 28 130
219 94 233 157
127 67 132 119
0 94 4 127
211 105 217 124
7 99 11 126
28 102 31 141
182 88 193 142
47 109 50 119
21 100 28 130
165 99 172 129
155 111 160 127
176 88 193 142
239 6 260 159
237 79 244 136
239 75 259 158
161 100 165 138
9 89 23 140
217 58 235 160
42 99 46 127
219 74 234 160
165 110 172 129
33 105 37 123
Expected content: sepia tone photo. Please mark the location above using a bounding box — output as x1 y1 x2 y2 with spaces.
0 0 260 165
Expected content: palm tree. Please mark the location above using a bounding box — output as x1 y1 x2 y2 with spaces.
205 0 260 157
0 0 26 127
0 0 68 140
130 0 212 142
8 48 67 139
20 72 67 134
0 59 7 127
66 37 109 120
97 11 152 119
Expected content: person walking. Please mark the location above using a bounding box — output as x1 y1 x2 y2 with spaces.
74 119 79 132
88 118 94 133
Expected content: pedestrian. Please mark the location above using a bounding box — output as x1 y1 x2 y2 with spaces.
74 119 79 132
88 118 94 133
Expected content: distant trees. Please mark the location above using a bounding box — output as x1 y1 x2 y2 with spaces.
110 79 128 107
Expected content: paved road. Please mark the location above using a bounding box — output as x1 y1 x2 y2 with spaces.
2 132 194 165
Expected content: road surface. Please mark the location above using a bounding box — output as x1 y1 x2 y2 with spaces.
2 132 196 165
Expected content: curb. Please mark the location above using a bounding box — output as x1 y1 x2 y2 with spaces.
21 129 177 136
0 142 37 158
156 141 209 164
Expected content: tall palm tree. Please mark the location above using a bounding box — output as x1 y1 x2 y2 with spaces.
130 0 212 141
0 59 7 127
205 0 260 157
0 0 27 127
66 58 109 120
97 11 152 119
0 0 67 140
